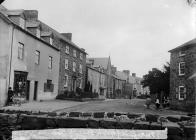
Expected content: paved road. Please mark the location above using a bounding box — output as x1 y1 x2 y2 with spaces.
54 99 187 115
2 98 187 115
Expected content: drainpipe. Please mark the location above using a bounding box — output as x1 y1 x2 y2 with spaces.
8 25 14 87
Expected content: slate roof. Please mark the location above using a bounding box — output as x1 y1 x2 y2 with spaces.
169 38 196 52
41 31 52 37
26 21 40 28
115 71 127 81
0 10 59 51
39 21 87 54
87 57 110 70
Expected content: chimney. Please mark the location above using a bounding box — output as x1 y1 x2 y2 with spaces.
132 73 136 77
111 66 117 74
61 33 72 41
24 10 38 21
81 48 85 52
123 70 130 76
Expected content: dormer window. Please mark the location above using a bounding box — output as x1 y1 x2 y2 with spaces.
19 17 25 29
36 28 41 38
179 50 186 56
49 37 53 45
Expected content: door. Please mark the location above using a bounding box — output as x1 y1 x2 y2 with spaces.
14 71 28 97
26 80 30 100
33 81 38 101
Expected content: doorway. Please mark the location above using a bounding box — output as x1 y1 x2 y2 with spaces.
33 81 38 101
26 80 30 100
13 71 28 97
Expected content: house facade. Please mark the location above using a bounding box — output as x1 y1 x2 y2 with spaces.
111 66 126 98
116 70 132 98
169 38 196 112
0 8 60 106
19 8 87 95
87 57 113 98
129 73 143 97
85 63 107 98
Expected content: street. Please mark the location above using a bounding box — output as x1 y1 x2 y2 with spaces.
54 99 187 115
2 99 187 116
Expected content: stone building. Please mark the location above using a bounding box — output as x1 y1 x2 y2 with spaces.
87 57 113 98
169 38 196 112
116 70 132 98
85 61 107 98
111 66 126 98
129 73 143 97
19 8 87 95
0 7 60 106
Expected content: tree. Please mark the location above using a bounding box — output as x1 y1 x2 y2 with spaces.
142 63 170 97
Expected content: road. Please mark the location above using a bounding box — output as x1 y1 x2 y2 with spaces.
54 99 187 115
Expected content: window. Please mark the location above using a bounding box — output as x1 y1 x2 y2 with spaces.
80 53 83 60
35 50 40 65
73 49 77 57
64 74 68 87
79 79 82 88
79 64 83 74
179 62 185 75
36 28 41 38
44 79 54 92
18 42 24 60
65 59 69 69
19 17 25 29
49 37 53 45
48 56 52 69
73 62 76 72
179 50 186 56
179 86 186 100
65 45 69 54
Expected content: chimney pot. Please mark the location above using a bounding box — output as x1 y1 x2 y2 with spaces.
132 73 136 77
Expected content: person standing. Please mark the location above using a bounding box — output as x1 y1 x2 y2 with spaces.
6 87 13 106
155 98 160 109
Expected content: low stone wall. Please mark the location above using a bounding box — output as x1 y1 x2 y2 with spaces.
0 109 195 140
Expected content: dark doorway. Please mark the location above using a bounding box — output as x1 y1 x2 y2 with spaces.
33 81 38 101
13 71 28 97
26 80 30 100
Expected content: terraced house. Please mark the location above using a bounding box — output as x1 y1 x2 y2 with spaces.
169 38 196 112
0 6 60 106
21 9 87 94
57 33 87 94
0 6 87 106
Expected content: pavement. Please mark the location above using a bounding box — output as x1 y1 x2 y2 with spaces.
1 99 87 112
1 98 188 115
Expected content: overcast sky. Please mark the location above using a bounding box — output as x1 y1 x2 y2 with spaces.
3 0 195 77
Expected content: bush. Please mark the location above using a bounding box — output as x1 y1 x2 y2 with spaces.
56 90 99 100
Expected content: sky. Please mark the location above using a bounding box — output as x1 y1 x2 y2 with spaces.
2 0 196 77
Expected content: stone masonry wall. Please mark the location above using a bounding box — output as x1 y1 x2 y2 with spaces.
0 109 195 140
170 45 196 112
54 37 86 94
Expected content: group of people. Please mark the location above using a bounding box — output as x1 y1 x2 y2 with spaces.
146 95 170 110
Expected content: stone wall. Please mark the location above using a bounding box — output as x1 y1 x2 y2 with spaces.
57 37 86 94
170 45 196 112
0 109 195 140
